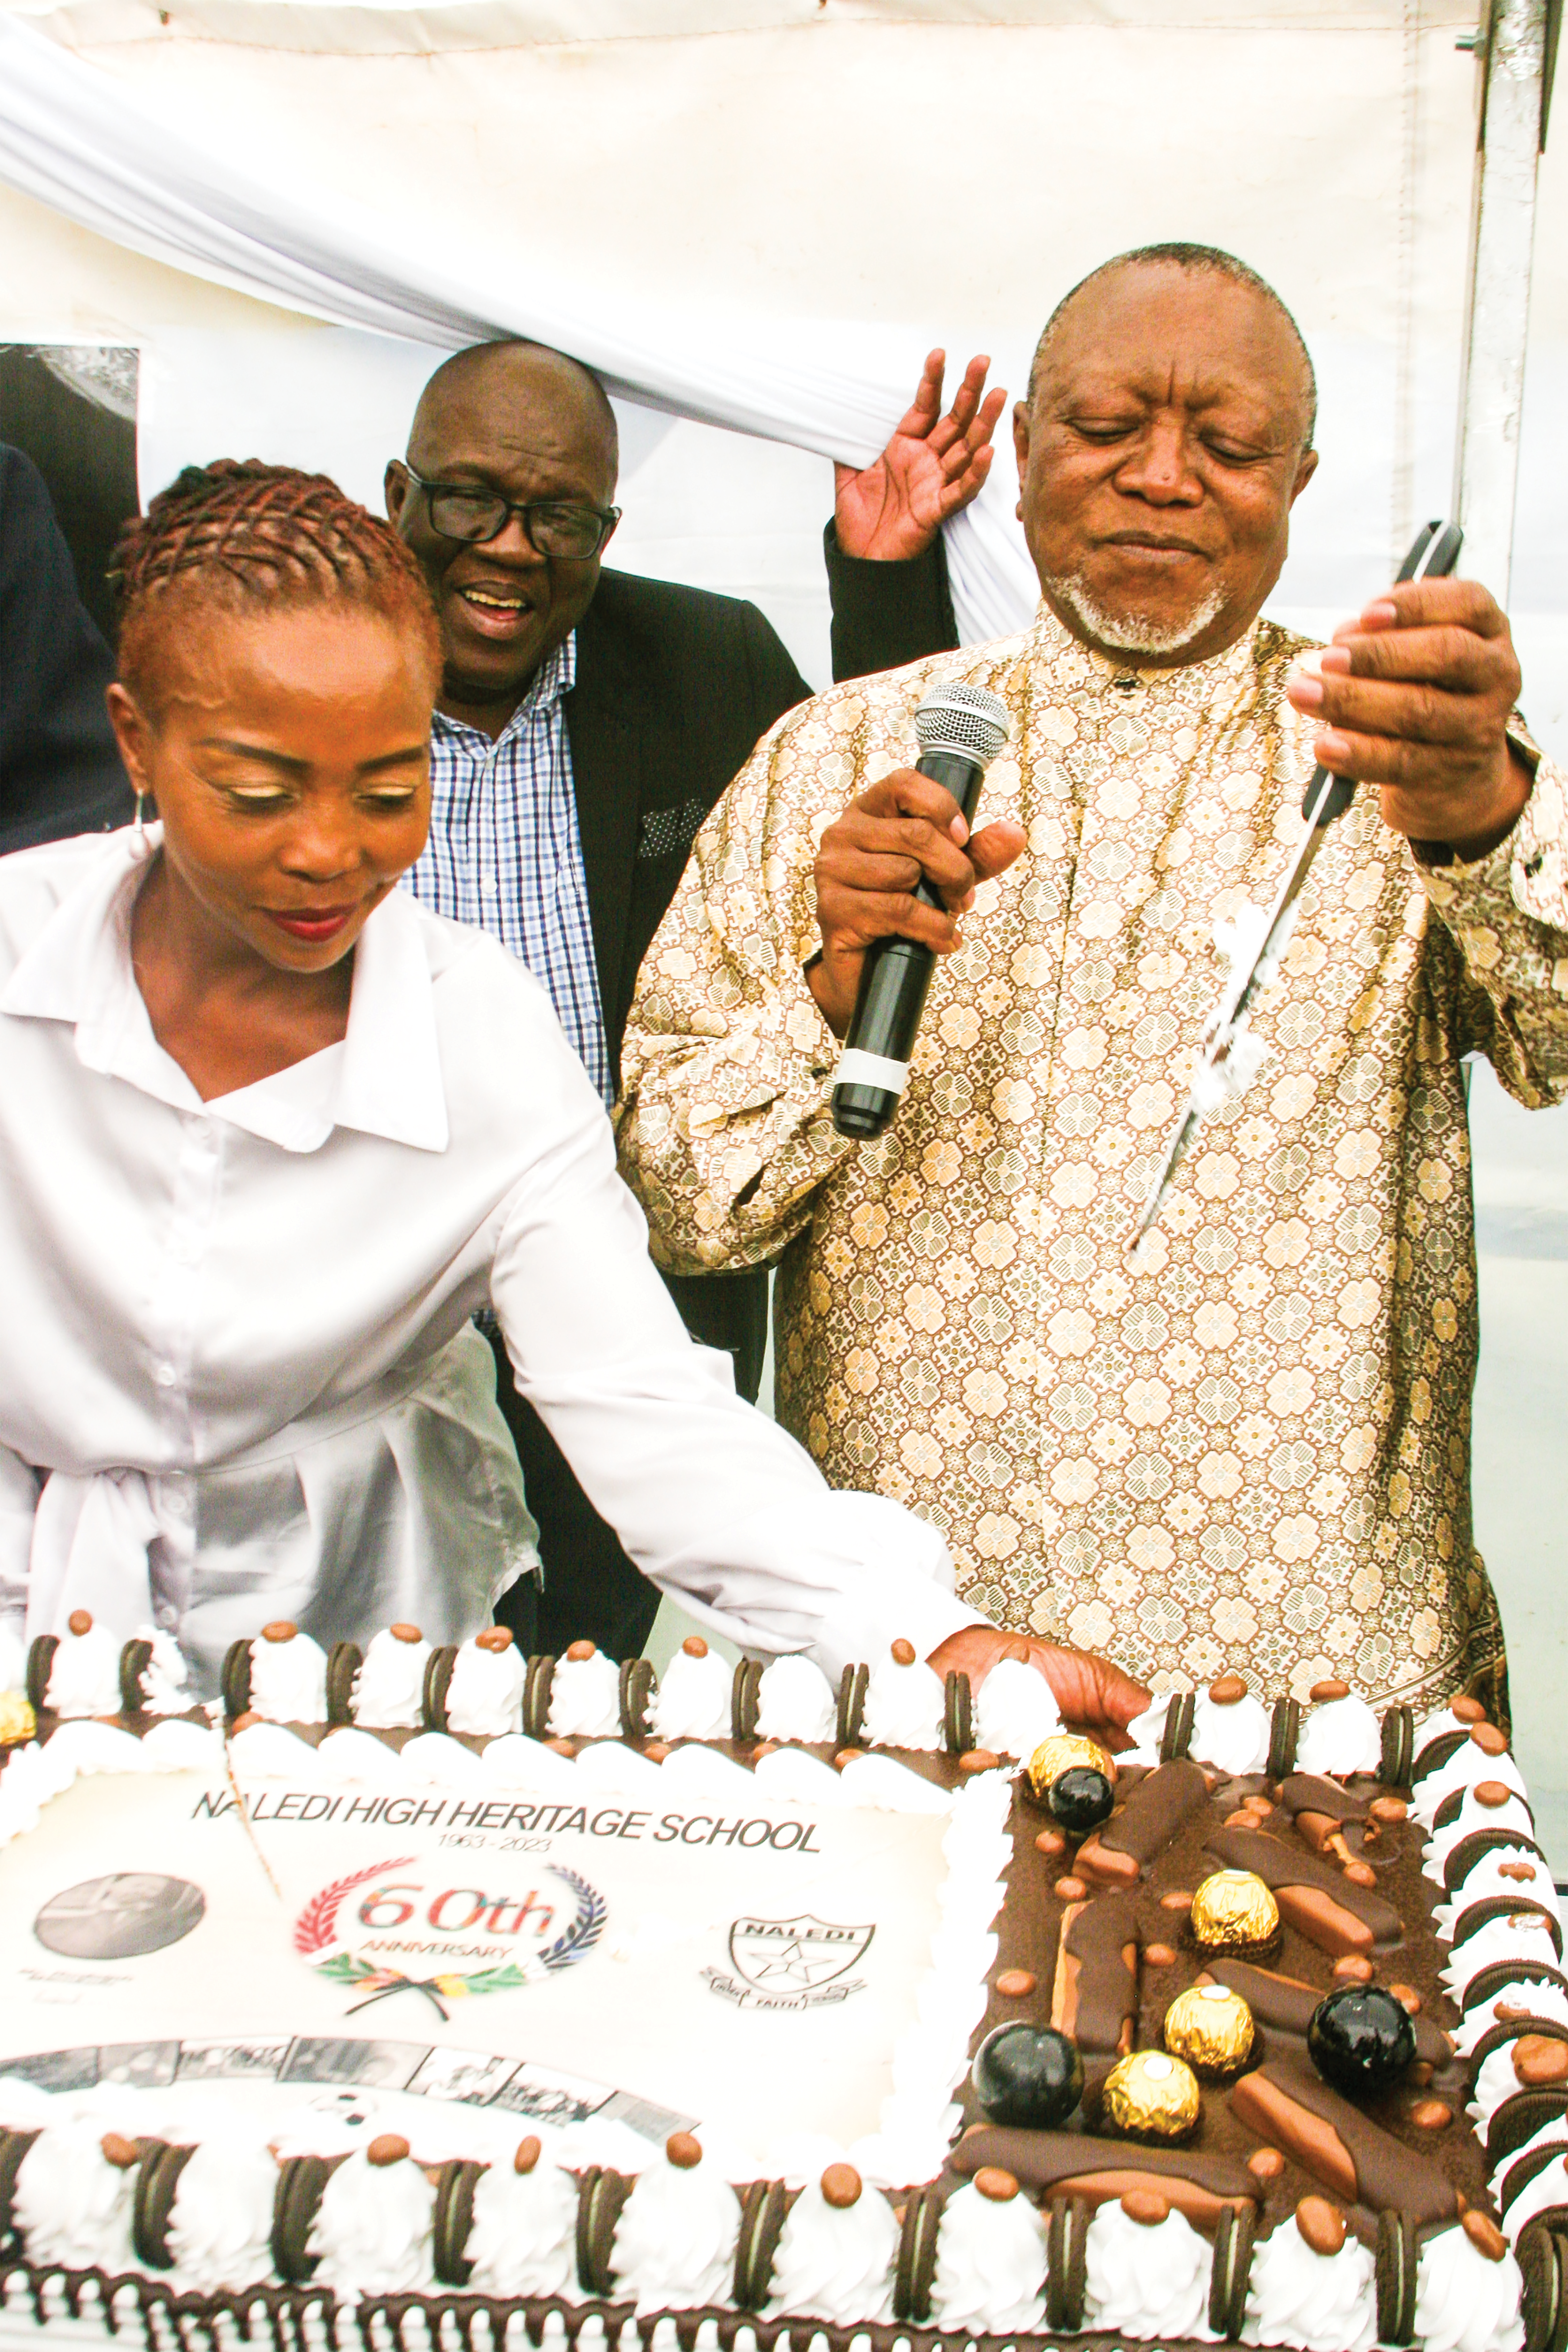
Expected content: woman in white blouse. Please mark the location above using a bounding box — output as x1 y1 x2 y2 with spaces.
0 459 1141 1729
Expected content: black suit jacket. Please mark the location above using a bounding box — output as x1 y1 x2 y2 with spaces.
566 522 958 1089
0 445 132 857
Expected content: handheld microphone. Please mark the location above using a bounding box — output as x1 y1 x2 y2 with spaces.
830 680 1012 1140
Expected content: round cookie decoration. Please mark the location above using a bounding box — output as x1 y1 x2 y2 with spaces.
1163 1981 1256 2078
1101 2049 1201 2142
970 2022 1084 2128
1189 1869 1282 1959
1307 1984 1417 2094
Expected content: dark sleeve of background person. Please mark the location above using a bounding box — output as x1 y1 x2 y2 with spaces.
0 445 132 856
494 535 960 1664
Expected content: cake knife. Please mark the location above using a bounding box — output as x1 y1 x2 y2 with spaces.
1127 519 1465 1251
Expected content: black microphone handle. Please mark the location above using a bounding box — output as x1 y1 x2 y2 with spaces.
830 748 988 1140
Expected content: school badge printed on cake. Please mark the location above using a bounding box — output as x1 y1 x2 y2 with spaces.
705 1912 874 2009
293 1855 606 2018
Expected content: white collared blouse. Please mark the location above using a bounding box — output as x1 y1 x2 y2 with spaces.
0 829 970 1694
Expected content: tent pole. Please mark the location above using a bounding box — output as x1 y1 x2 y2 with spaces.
1451 0 1558 601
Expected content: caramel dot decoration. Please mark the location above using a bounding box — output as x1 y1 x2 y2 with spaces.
230 1710 262 1732
101 2133 140 2170
262 1620 297 1644
959 1749 1001 1774
1035 1828 1067 1859
1333 1955 1374 1983
1295 2196 1347 2256
1121 2189 1170 2227
1411 2100 1452 2133
890 1638 917 1666
1055 1877 1088 1904
1514 2037 1568 2088
1369 1797 1409 1824
1474 1781 1513 1809
1462 2211 1509 2263
564 1640 597 1662
1388 1984 1423 2016
514 2136 542 2175
1209 1674 1248 1705
1248 2147 1285 2185
1309 1679 1350 1703
1452 1697 1488 1725
1469 1724 1509 1757
820 2164 862 2209
476 1627 513 1653
389 1622 422 1644
681 1635 709 1659
666 2132 703 2168
996 1968 1036 1999
1342 1861 1378 1890
367 2135 410 2167
1145 1943 1177 1968
67 1610 94 1637
974 2167 1020 2203
1161 1890 1194 1914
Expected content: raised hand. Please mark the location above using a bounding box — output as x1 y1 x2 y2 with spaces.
806 768 1026 1037
1285 577 1534 862
926 1623 1151 1738
834 349 1007 563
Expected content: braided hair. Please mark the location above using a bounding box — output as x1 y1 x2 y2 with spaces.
113 459 441 709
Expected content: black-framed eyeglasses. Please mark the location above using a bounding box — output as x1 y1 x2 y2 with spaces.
399 462 620 560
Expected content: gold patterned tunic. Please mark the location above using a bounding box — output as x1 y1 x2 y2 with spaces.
618 607 1568 1711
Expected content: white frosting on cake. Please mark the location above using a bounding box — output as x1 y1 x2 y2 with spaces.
246 1630 328 1725
225 1720 325 1779
1415 1744 1530 1831
1414 1704 1472 1757
1191 1690 1271 1775
650 1648 732 1741
750 1748 844 1806
1084 2203 1216 2341
1427 1788 1538 1879
305 2147 435 2303
1242 2217 1377 2351
1470 2042 1553 2129
1445 1913 1562 2003
929 2179 1046 2333
397 1731 486 1786
351 1630 430 1730
766 2176 897 2326
12 2120 138 2272
1501 2151 1568 2242
314 1726 406 1784
1455 1978 1568 2056
1436 1845 1548 1936
1295 1694 1381 1778
137 1627 194 1717
611 2150 740 2315
547 1646 621 1737
464 2155 579 2299
140 1718 224 1771
445 1637 527 1737
1124 1690 1185 1752
38 1718 148 1775
754 1655 837 1744
44 1620 123 1718
861 1651 944 1752
478 1732 578 1791
1414 2224 1524 2352
972 1659 1062 1758
166 2137 280 2294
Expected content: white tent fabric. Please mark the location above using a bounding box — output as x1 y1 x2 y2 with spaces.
0 13 1037 641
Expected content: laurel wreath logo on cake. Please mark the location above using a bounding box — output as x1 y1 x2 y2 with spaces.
293 1857 605 2019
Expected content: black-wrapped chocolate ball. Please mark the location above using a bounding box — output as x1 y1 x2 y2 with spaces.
971 2023 1083 2128
1047 1766 1115 1835
1307 1985 1416 2095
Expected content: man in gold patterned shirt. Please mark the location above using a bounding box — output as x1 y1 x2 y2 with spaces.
616 244 1568 1720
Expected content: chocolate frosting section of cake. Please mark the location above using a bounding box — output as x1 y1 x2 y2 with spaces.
1202 1960 1452 2071
1079 1761 1210 1884
1229 2060 1457 2231
1205 1826 1403 1951
950 2124 1259 2231
1278 1775 1374 1829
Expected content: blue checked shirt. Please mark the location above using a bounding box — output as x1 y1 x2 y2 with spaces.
402 634 612 1107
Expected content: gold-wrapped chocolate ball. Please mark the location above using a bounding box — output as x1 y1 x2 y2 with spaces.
0 1691 35 1746
1101 2049 1201 2142
1189 1869 1281 1958
1163 1981 1255 2078
1026 1732 1115 1801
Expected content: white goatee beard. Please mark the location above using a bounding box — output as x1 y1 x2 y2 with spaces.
1045 569 1226 658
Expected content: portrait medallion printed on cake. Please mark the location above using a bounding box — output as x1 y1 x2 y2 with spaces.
705 1914 874 2010
293 1855 604 2019
34 1873 206 1961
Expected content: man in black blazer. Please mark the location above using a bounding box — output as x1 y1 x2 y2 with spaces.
387 339 995 1657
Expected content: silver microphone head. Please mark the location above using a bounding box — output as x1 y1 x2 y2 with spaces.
914 680 1011 768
